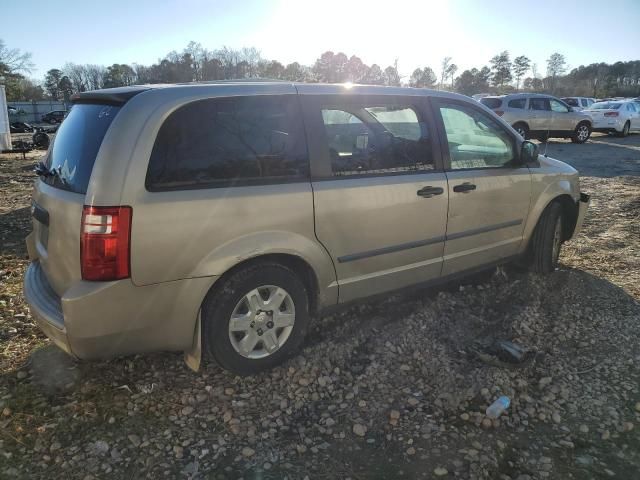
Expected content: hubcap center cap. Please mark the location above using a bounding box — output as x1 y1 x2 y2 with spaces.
255 312 269 326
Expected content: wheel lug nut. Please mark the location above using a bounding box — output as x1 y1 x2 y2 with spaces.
267 321 274 329
257 329 263 336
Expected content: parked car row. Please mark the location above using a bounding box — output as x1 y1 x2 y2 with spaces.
6 107 67 125
480 93 640 141
480 93 593 143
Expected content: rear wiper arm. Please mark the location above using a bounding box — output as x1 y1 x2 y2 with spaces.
35 162 68 185
35 161 52 177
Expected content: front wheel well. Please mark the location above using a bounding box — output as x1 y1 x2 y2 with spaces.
551 195 579 241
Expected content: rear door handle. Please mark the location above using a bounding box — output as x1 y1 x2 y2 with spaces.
453 182 476 193
416 186 444 198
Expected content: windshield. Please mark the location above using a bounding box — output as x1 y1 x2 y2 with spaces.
589 102 622 110
43 104 120 193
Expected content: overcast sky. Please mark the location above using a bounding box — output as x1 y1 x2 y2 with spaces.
4 0 640 80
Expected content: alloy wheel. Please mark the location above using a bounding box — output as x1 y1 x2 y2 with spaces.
577 125 590 142
228 285 296 359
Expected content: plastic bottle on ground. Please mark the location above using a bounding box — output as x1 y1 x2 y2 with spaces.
486 396 510 419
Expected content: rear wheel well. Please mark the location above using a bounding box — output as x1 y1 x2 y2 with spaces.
204 254 320 316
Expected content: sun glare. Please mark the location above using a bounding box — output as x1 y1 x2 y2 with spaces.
252 0 452 77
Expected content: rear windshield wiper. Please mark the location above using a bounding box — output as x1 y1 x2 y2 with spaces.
35 161 52 177
35 161 68 186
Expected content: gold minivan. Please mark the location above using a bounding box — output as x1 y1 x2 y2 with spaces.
24 83 589 374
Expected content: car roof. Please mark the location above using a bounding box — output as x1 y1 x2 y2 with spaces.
482 93 554 100
71 82 471 105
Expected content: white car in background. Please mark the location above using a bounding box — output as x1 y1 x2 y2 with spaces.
472 93 491 102
582 100 640 137
561 97 595 111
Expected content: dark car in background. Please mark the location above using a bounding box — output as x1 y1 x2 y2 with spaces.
41 110 66 124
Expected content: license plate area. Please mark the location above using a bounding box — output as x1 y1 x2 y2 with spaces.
32 201 49 248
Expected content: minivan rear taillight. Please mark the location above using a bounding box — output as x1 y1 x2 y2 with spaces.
494 110 505 116
81 206 132 281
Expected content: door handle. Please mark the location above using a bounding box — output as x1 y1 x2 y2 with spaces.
453 182 476 193
416 186 444 198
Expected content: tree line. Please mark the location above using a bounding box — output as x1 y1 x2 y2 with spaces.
2 39 639 104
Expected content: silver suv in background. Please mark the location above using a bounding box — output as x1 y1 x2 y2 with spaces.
24 83 589 374
480 93 593 143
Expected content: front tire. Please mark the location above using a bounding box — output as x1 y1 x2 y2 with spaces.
571 122 591 143
202 262 310 375
529 202 564 274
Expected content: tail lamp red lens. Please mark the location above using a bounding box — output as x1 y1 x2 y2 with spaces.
494 110 505 116
604 112 619 117
81 206 132 281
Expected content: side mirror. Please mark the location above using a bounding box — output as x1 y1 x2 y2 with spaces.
520 140 538 164
568 107 574 112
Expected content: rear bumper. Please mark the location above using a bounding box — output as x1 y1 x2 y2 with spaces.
591 119 624 133
23 261 75 356
24 261 215 360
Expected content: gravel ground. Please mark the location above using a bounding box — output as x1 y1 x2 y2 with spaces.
0 133 639 479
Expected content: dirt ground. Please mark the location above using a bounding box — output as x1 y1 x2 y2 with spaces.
0 133 639 479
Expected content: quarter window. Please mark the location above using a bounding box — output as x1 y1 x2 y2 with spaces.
320 103 433 176
438 103 515 170
508 98 526 109
146 95 309 190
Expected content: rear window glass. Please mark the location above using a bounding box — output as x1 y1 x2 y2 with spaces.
591 102 622 110
146 95 309 191
44 104 120 193
507 98 526 109
480 98 503 109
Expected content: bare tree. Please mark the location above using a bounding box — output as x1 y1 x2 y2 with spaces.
446 63 458 89
85 64 105 90
64 63 87 92
0 39 34 73
440 57 452 90
546 53 567 93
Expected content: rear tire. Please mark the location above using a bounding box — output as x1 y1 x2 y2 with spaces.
512 122 529 139
618 121 630 137
571 122 591 143
529 202 564 274
202 262 310 375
